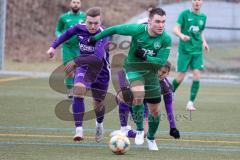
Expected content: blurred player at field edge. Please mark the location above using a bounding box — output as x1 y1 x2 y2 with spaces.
55 0 86 98
172 0 209 111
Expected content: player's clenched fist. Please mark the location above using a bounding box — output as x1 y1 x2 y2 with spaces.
180 34 190 41
46 47 56 59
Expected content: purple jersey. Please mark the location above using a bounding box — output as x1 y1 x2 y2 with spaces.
51 23 109 67
51 23 110 100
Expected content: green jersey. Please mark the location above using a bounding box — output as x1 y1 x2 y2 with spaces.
93 23 171 71
55 11 86 48
177 9 207 54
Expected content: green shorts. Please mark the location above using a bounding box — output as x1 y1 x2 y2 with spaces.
125 70 161 99
177 50 204 72
61 45 80 65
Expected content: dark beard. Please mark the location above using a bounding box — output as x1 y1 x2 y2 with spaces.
71 8 80 13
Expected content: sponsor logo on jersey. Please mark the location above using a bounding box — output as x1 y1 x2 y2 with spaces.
188 18 193 21
189 25 200 33
66 19 71 22
143 48 156 56
79 43 95 53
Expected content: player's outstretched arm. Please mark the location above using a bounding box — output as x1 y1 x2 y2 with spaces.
92 23 143 42
51 25 79 49
47 25 79 59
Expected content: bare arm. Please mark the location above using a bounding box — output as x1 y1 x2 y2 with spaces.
173 25 190 41
201 32 209 52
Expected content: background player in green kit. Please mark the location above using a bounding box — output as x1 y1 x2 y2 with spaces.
89 8 171 150
172 0 209 111
55 0 86 98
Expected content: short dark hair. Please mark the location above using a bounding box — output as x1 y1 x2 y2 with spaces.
86 7 101 17
147 4 155 12
163 61 171 71
149 8 166 18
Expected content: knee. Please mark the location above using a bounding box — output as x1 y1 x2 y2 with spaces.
193 71 201 80
94 100 104 107
120 88 134 105
93 100 105 111
150 109 160 117
73 83 86 97
131 85 145 105
133 97 144 105
177 73 186 83
148 104 160 117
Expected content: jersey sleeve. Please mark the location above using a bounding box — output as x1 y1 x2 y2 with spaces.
176 10 185 27
146 36 172 65
82 12 87 22
202 15 207 30
93 24 144 41
94 37 109 60
55 15 64 37
51 24 80 49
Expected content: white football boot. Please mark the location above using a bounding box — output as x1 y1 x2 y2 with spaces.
95 121 104 143
135 130 144 145
186 101 196 111
147 138 159 151
73 127 84 141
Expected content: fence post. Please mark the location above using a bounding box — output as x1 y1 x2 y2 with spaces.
0 0 7 70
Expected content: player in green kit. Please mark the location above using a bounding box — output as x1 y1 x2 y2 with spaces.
172 0 209 111
55 0 86 98
89 8 171 150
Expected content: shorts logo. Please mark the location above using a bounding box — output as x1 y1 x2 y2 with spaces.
76 72 84 77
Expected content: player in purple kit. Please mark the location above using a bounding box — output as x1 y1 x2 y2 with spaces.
46 7 109 143
111 62 180 139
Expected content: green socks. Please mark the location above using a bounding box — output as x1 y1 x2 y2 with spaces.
190 80 200 102
172 79 200 102
65 77 74 89
172 79 181 92
132 103 145 131
147 114 160 140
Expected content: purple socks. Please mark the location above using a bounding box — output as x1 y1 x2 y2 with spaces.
163 93 176 128
72 97 85 127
